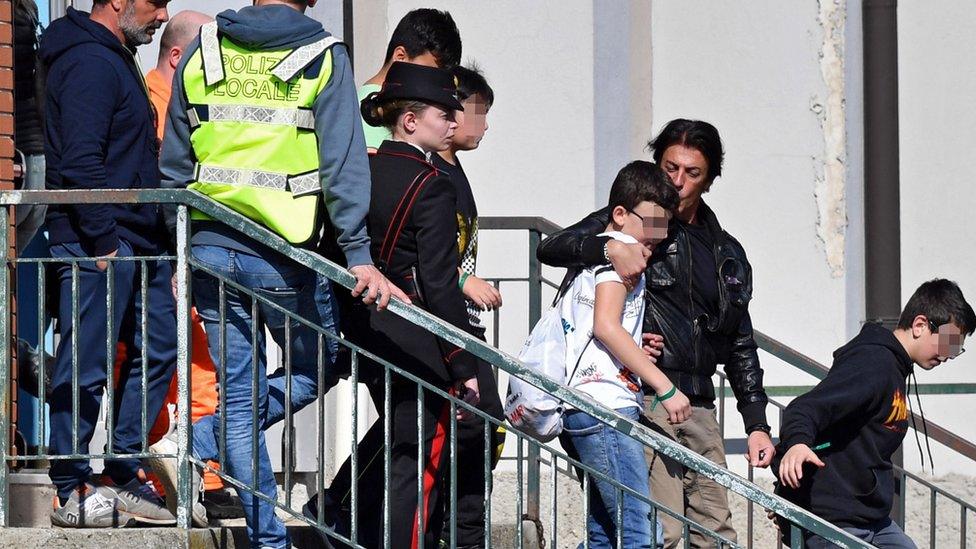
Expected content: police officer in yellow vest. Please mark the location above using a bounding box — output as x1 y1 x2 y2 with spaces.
157 1 408 546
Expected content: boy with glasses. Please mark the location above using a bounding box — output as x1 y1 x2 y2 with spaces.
773 278 975 548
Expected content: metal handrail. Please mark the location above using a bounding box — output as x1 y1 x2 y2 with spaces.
0 189 876 547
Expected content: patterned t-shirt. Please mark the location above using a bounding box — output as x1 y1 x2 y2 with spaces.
561 232 647 411
432 154 482 328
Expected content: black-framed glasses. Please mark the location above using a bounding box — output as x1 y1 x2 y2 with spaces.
627 208 669 227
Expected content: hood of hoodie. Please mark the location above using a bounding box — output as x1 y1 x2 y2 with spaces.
38 7 132 66
833 322 914 378
216 5 328 50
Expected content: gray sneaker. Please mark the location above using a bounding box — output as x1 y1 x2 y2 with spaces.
50 483 135 528
104 470 176 525
147 432 208 526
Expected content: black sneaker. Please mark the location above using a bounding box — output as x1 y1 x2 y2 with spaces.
202 488 245 519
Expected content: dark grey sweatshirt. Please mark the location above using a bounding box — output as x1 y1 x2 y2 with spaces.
159 4 372 267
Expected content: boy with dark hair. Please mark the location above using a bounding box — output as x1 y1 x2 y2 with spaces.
435 64 497 331
559 160 687 548
432 63 503 548
774 279 975 548
538 119 772 548
358 8 462 150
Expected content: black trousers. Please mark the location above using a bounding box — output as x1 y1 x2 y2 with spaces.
438 357 505 548
319 381 453 549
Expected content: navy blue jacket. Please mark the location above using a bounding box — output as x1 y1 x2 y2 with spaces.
40 8 165 255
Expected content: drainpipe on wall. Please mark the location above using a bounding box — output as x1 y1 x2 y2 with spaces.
862 0 903 526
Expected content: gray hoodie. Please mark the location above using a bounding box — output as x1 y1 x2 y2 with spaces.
159 4 372 267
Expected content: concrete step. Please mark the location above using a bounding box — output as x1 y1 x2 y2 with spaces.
0 524 530 549
0 526 324 549
5 471 530 548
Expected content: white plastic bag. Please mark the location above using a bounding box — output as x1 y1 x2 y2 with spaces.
505 303 569 442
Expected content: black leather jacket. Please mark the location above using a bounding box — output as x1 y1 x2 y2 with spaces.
536 201 769 431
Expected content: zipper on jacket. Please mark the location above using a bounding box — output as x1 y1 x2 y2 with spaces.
686 233 700 396
716 256 731 329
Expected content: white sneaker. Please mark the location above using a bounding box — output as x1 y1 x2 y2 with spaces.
50 482 135 528
104 470 175 525
147 433 208 527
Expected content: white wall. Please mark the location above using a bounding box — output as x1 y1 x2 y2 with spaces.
898 0 976 474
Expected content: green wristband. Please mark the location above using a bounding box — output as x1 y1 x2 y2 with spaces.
459 272 471 290
657 385 677 402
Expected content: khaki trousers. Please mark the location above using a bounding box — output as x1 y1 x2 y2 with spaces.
642 395 737 548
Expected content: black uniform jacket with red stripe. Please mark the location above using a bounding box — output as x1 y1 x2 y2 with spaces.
344 139 478 385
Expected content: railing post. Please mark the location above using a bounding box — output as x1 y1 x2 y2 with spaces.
525 230 542 528
174 204 193 532
0 206 9 527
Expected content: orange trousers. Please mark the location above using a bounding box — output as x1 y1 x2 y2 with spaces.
115 308 223 491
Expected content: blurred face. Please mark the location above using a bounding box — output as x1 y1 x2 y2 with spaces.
612 201 671 250
400 105 457 152
119 0 169 47
450 95 490 151
660 144 710 215
913 316 967 370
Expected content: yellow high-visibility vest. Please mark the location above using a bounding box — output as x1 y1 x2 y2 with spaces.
181 22 340 244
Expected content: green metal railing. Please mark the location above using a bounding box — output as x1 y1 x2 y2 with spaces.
0 190 877 548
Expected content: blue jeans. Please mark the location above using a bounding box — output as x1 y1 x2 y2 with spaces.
805 518 917 548
189 245 339 549
562 406 664 549
48 240 177 497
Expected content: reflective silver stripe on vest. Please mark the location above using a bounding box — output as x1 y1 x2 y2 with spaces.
270 36 342 82
200 21 225 86
189 105 315 130
287 171 320 197
196 165 321 196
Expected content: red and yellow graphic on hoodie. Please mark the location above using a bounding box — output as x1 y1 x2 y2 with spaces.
882 388 909 433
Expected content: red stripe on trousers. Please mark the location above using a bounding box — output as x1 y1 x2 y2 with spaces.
411 398 452 549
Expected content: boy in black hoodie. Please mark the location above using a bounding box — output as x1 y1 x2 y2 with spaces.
774 279 975 548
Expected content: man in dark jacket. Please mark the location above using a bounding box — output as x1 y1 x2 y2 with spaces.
774 279 974 548
536 119 774 547
39 0 176 528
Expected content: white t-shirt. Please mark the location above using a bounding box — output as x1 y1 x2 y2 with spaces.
561 232 647 411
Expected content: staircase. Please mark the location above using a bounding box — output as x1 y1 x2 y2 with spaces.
1 189 965 548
